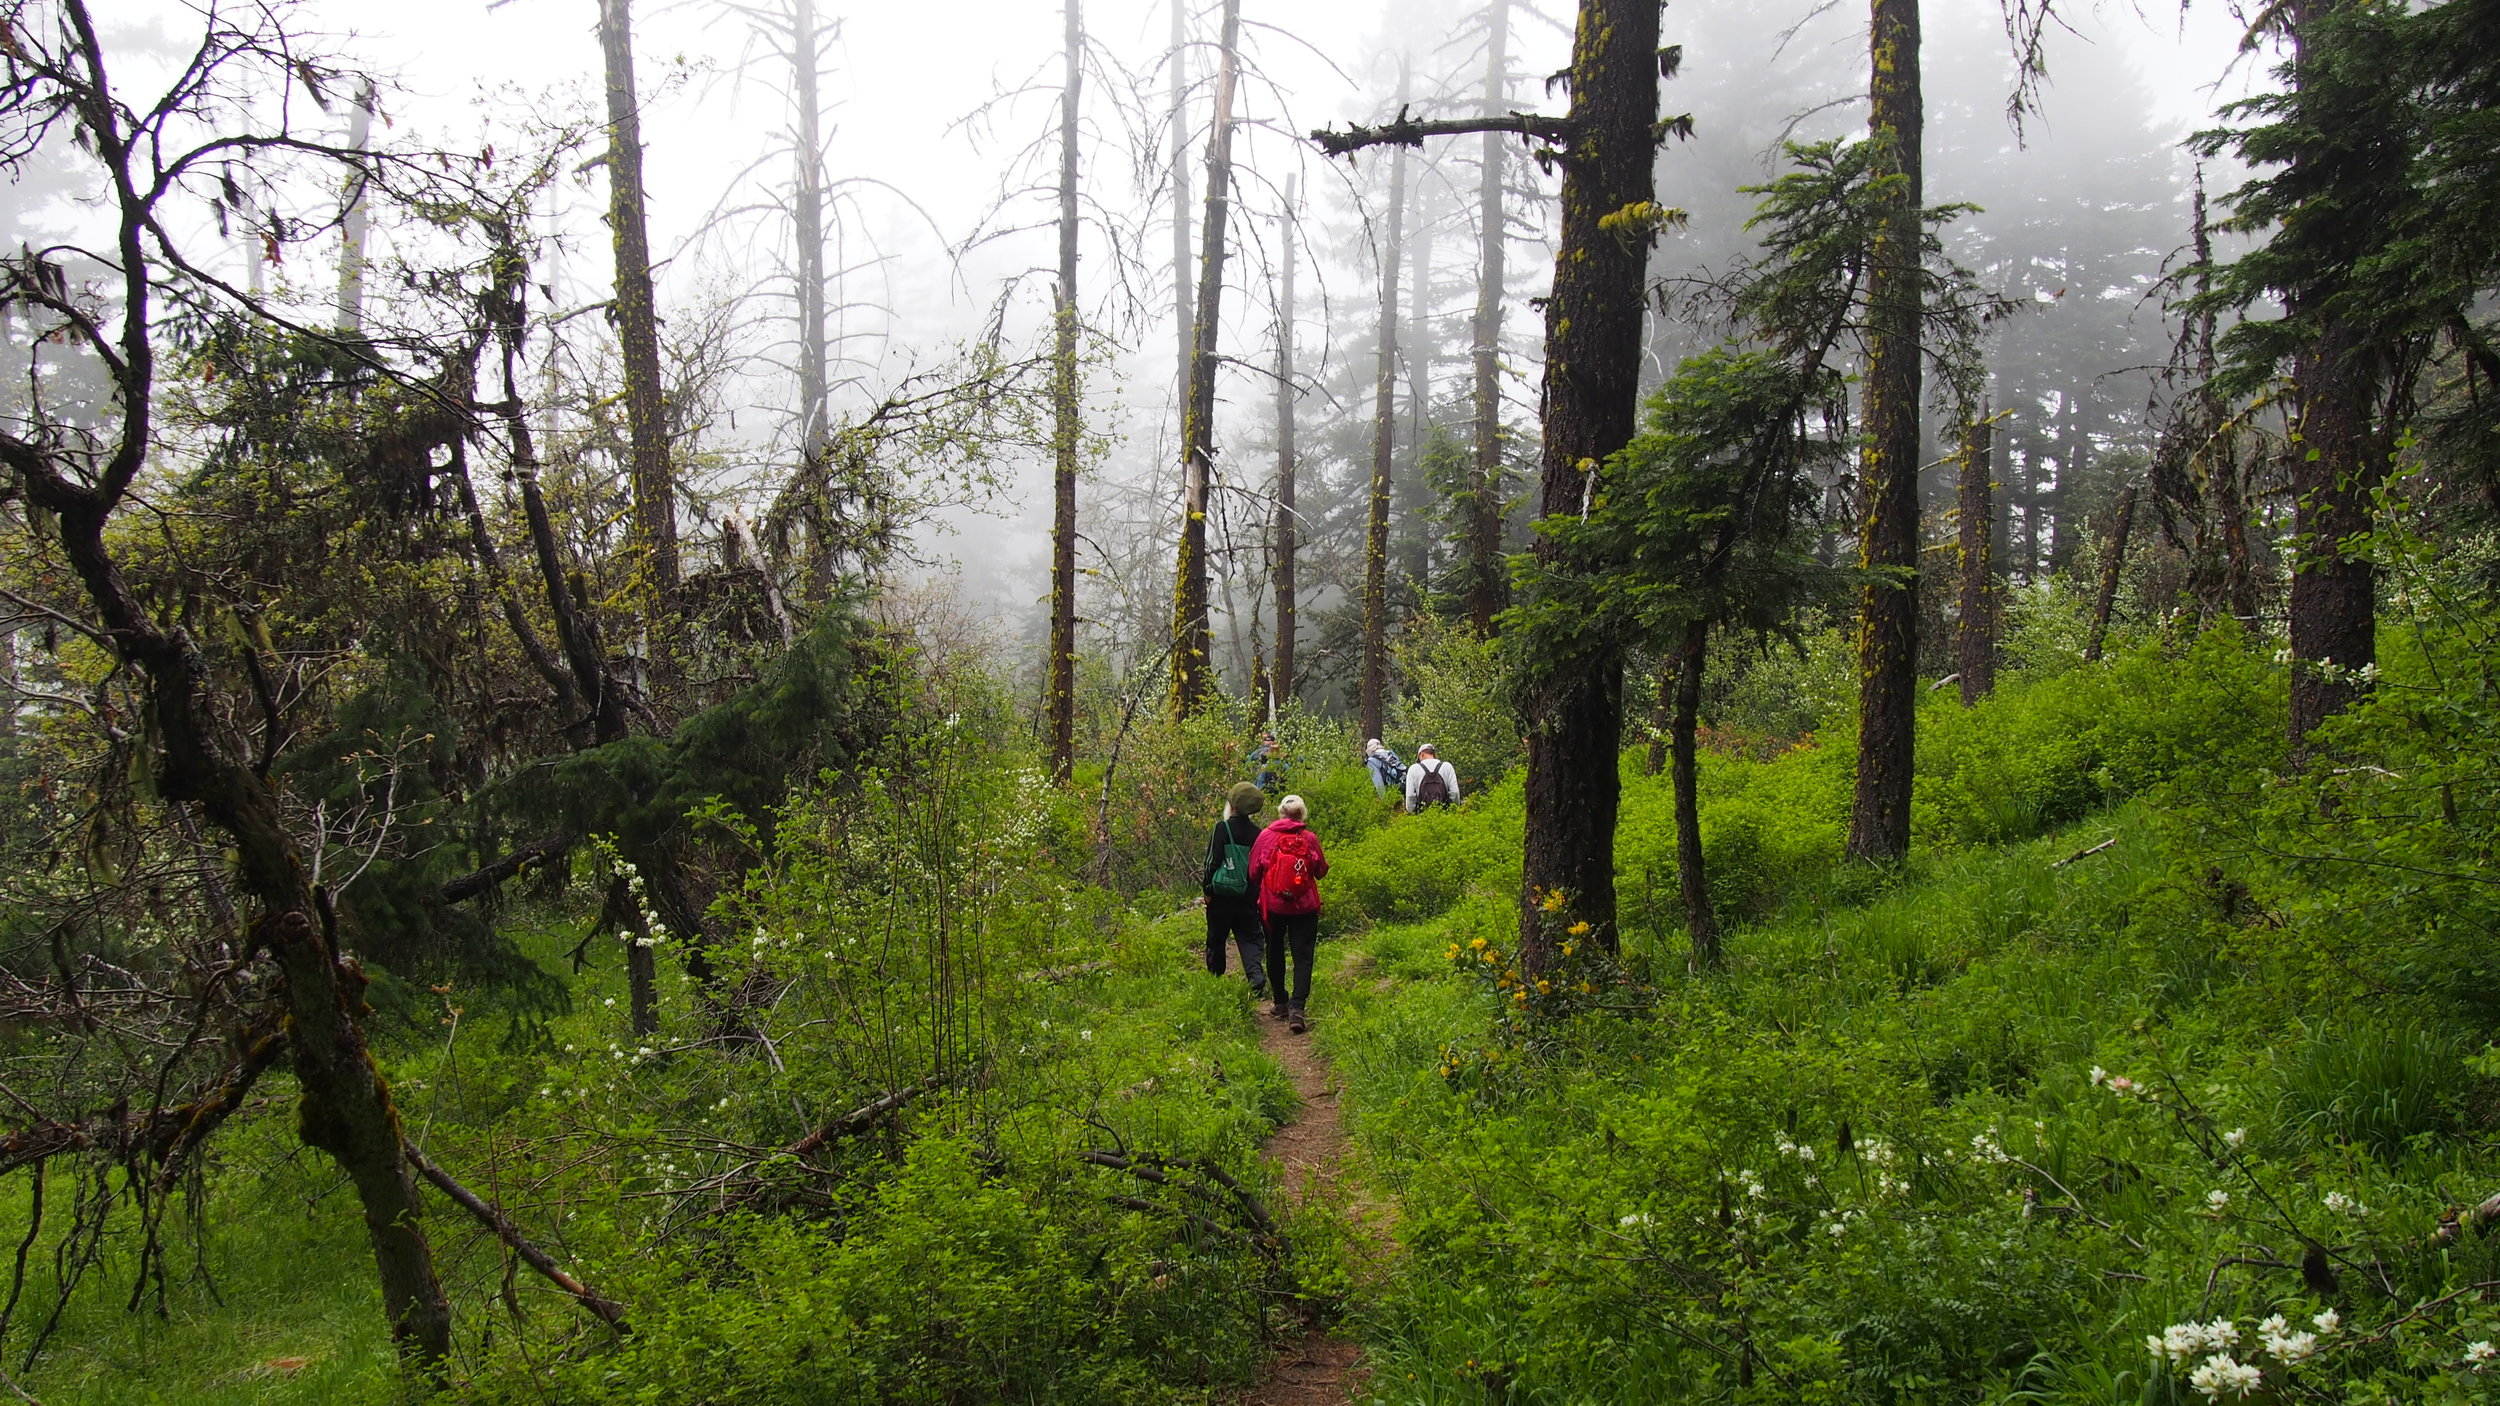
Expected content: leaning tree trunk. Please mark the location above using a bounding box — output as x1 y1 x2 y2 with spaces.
1516 0 1662 968
1167 0 1240 717
1669 618 1718 969
1047 0 1084 780
335 77 376 335
598 0 679 608
1360 87 1410 743
1955 412 1996 704
2083 482 2137 662
1273 176 1300 712
1465 0 1512 634
1846 0 1924 863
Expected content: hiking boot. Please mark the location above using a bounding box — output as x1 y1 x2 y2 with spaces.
1288 1006 1307 1034
1271 1000 1290 1022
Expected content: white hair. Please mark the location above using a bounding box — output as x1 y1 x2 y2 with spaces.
1278 794 1308 820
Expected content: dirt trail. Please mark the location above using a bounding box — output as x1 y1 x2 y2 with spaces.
1238 1011 1377 1406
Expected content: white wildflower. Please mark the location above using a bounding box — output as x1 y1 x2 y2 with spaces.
2312 1310 2340 1335
2189 1353 2263 1399
2469 1341 2497 1370
1827 1220 1847 1239
2223 1127 2247 1149
1796 1143 1816 1163
2323 1190 2368 1217
1080 1029 1093 1042
2206 1189 2231 1210
1971 1131 2010 1164
2089 1066 2108 1086
1618 1212 1652 1230
603 997 616 1008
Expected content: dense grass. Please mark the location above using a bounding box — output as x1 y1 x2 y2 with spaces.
1303 634 2500 1405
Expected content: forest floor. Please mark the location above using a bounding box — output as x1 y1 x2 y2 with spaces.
1238 999 1379 1406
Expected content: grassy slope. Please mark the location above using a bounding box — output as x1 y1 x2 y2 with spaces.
1304 652 2498 1404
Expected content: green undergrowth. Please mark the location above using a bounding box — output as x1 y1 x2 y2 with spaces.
12 901 1316 1405
1305 628 2500 1405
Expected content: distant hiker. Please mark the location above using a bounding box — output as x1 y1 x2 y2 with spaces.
1249 731 1286 794
1405 743 1460 813
1200 781 1270 1002
1249 793 1329 1033
1362 738 1405 793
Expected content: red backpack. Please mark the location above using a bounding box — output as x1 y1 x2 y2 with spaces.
1260 827 1322 916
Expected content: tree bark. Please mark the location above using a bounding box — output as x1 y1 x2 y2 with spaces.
2083 482 2137 662
1360 78 1410 743
335 78 376 336
598 0 680 604
1401 161 1434 586
2286 317 2381 752
1846 0 1924 863
1168 0 1193 451
1047 0 1083 780
1466 0 1512 635
791 0 832 469
1516 0 1662 967
1954 413 1995 704
1669 619 1717 969
1273 176 1300 712
1167 0 1240 717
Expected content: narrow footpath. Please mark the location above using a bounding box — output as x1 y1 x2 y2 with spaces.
1239 1012 1372 1406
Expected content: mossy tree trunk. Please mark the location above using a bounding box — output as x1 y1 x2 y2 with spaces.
1047 0 1084 779
1273 177 1301 712
1168 0 1240 717
598 0 680 611
1845 0 1923 863
1360 77 1410 743
1465 0 1513 635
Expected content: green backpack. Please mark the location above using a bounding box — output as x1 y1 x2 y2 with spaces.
1209 820 1253 899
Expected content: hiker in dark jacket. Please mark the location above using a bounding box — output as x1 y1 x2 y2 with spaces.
1247 793 1329 1032
1200 781 1269 1002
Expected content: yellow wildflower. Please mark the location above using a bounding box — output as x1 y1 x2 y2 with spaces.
1567 920 1591 937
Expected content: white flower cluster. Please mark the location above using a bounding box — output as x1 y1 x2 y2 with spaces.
2467 1340 2496 1370
1618 1212 1654 1230
1774 1133 1816 1162
2149 1310 2339 1399
2322 1190 2370 1218
1817 1207 1864 1240
1970 1131 2011 1165
1730 1168 1765 1199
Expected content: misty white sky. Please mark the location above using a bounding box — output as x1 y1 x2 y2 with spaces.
87 0 2271 647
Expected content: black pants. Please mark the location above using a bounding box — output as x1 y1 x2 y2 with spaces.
1205 897 1267 994
1267 911 1318 1010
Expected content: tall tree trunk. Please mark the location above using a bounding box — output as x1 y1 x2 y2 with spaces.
1465 0 1512 634
1669 619 1717 969
335 78 375 335
2048 379 2085 574
1401 166 1434 586
1047 0 1083 780
1644 662 1670 776
598 0 679 607
1360 79 1410 743
1167 0 1240 717
2084 483 2137 662
1273 176 1300 711
791 0 831 476
2287 316 2381 750
1845 0 1924 863
2283 2 2383 756
1168 0 1193 447
1955 413 1995 704
1516 0 1661 968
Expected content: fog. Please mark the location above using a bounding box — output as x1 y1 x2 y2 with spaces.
37 0 2266 698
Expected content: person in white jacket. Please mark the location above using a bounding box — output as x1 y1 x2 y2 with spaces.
1403 744 1460 812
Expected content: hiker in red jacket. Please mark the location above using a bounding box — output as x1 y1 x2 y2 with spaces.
1248 793 1329 1033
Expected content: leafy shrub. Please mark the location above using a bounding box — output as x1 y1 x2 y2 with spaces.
1390 617 1526 788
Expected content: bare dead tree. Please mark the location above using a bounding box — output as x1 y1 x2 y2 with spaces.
1167 0 1242 717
